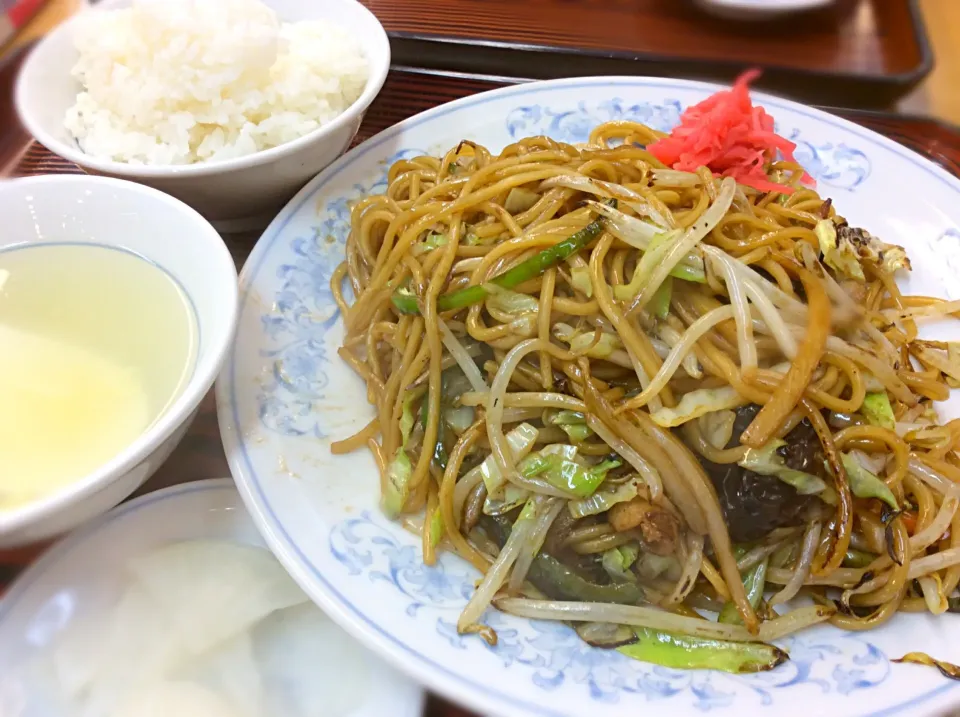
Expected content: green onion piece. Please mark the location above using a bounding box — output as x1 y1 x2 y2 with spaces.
618 628 788 673
391 285 419 314
392 213 608 315
650 275 673 320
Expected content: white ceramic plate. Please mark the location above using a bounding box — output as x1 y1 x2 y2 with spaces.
217 76 960 717
692 0 834 21
0 479 425 717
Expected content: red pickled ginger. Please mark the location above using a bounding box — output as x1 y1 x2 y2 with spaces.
647 70 814 194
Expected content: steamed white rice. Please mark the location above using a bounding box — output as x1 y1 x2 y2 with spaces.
64 0 369 165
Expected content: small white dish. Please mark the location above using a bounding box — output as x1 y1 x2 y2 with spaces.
693 0 835 21
14 0 390 228
0 175 238 547
0 479 425 717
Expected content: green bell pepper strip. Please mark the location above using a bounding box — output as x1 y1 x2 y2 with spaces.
843 548 877 569
528 553 645 604
618 628 787 673
391 213 608 314
483 515 644 604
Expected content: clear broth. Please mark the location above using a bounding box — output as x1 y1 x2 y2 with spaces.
0 243 198 510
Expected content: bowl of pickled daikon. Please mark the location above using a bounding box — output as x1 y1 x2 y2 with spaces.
0 175 238 547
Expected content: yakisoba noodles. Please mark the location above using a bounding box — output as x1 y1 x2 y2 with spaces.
331 85 960 672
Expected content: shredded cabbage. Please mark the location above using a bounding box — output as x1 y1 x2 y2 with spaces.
485 284 540 315
568 475 642 518
382 391 418 518
650 385 745 427
614 229 683 301
546 410 594 443
478 423 540 497
411 232 449 256
568 256 594 297
445 404 475 434
554 322 622 359
816 219 863 281
635 553 678 581
602 544 640 583
698 410 737 449
504 187 540 214
586 200 706 283
739 440 828 496
841 452 898 510
520 447 621 498
861 391 896 430
483 485 530 516
816 218 911 281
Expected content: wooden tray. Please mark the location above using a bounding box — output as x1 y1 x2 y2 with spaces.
362 0 931 109
5 66 960 717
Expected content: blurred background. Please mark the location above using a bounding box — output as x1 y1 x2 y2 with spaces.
2 0 958 180
1 0 957 121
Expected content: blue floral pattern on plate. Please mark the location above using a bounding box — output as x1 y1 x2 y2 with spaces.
505 98 871 191
329 512 889 710
255 148 426 438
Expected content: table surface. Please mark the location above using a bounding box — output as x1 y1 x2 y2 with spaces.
3 7 960 716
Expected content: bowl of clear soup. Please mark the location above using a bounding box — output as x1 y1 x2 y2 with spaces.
0 175 238 547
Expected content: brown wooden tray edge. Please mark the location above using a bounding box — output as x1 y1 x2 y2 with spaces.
381 0 933 107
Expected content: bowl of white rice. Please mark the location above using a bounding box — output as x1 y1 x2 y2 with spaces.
15 0 389 228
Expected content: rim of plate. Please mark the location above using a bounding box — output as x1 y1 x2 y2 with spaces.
217 75 960 717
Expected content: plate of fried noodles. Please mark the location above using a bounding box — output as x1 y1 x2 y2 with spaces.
218 73 960 717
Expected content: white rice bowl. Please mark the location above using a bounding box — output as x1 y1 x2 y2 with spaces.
64 0 369 165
